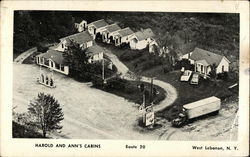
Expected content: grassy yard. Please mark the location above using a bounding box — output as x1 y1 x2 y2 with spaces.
98 42 239 120
142 67 238 120
92 78 166 106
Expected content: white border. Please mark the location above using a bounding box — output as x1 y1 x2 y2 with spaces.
1 1 249 156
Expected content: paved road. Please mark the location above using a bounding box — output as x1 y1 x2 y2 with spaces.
14 47 37 64
13 64 157 139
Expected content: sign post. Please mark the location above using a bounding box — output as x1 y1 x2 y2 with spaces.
144 105 154 127
145 111 154 127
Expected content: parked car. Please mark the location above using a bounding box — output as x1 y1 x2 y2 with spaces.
180 70 192 81
190 73 199 84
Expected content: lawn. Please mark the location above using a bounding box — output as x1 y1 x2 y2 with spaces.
98 42 239 120
92 78 166 106
141 67 239 120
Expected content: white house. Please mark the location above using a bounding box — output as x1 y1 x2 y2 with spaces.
182 47 230 76
88 19 109 40
75 20 88 32
54 31 94 52
129 28 155 50
149 40 159 53
101 24 121 43
36 50 69 75
113 27 134 46
85 45 104 63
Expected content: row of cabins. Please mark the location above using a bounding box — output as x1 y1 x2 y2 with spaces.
36 31 105 75
37 19 230 77
75 19 157 52
36 19 159 76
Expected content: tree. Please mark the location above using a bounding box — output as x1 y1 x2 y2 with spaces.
63 42 92 81
28 93 64 137
14 11 40 55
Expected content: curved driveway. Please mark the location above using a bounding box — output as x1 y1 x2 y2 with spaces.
104 49 178 112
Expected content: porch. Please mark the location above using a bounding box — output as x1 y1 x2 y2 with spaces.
194 60 211 77
36 56 68 75
114 35 122 46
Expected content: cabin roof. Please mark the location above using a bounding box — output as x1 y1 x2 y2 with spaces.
196 59 209 66
117 27 134 37
60 31 93 45
90 19 108 28
86 45 104 56
37 50 65 65
105 24 121 33
134 28 155 41
190 48 225 67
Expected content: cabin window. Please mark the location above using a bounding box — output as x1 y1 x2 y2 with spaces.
50 78 54 86
200 65 204 73
44 59 49 66
55 63 60 70
46 76 49 85
41 74 44 83
222 65 224 72
62 44 64 48
49 60 54 68
61 65 64 71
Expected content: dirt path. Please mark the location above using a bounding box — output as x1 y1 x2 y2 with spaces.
103 48 129 74
103 48 178 112
14 47 37 64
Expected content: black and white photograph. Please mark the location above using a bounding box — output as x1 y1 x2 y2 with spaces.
0 0 249 156
12 10 240 140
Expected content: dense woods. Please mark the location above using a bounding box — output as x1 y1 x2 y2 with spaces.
14 11 239 63
14 11 76 55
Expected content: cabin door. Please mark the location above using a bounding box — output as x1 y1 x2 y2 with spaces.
49 60 54 69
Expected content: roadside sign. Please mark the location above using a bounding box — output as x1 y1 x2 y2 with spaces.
145 106 153 113
139 105 145 114
145 111 154 126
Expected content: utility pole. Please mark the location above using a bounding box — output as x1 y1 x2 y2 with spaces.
142 93 145 108
149 77 157 105
102 59 105 81
150 77 153 104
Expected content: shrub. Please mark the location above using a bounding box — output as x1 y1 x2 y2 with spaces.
37 42 49 53
215 89 233 100
217 72 229 80
174 59 194 70
124 84 136 94
120 51 142 61
163 65 171 73
106 77 128 91
91 76 104 88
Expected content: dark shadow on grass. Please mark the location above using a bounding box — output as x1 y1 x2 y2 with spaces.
12 121 45 138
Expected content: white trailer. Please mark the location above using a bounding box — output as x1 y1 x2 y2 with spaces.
172 96 221 127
